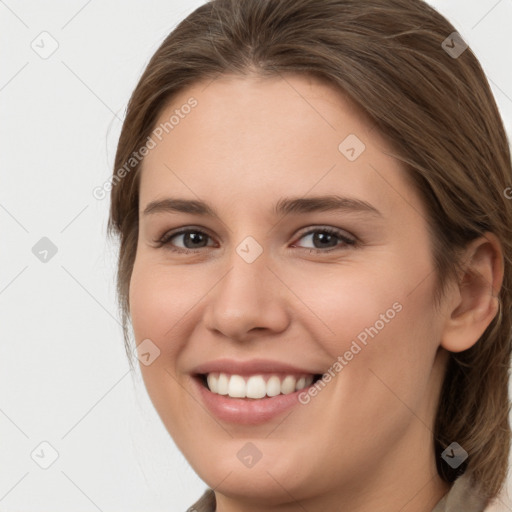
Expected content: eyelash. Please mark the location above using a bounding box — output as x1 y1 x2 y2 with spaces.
154 226 357 255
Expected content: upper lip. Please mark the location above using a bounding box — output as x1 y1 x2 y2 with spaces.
192 358 321 376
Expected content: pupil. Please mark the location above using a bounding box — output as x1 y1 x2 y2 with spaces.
313 232 336 248
185 232 206 248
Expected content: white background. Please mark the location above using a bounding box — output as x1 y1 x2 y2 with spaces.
1 1 511 511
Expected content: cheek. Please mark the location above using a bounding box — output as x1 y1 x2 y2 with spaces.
129 260 194 435
331 273 440 423
129 259 195 348
273 256 427 357
279 250 440 404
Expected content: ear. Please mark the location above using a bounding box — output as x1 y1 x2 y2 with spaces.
440 232 504 353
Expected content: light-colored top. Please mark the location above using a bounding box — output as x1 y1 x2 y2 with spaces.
187 473 493 512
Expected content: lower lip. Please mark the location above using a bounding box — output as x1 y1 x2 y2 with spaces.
192 376 313 425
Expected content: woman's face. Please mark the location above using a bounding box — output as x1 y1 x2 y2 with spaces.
130 74 452 507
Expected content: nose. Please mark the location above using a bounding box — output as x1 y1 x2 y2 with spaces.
202 247 290 342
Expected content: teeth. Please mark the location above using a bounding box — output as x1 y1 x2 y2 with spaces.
228 375 246 398
204 373 314 399
266 376 281 397
281 375 296 394
217 373 229 395
296 377 306 390
246 375 267 399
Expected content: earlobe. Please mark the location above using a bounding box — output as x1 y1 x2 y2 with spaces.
440 232 504 353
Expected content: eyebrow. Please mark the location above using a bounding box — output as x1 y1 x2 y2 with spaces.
142 195 382 219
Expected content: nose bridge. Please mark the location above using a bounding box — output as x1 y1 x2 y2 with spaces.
202 236 289 339
221 231 269 298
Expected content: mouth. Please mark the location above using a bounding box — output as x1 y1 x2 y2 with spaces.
195 372 324 400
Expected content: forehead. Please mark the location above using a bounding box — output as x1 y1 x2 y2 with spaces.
139 73 422 219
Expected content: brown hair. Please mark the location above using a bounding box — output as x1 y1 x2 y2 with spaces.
108 0 512 501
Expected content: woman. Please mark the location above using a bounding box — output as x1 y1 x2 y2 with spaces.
108 0 512 510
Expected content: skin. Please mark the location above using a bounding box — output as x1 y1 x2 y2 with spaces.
129 73 503 511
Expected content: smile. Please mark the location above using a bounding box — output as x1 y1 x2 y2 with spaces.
201 372 319 399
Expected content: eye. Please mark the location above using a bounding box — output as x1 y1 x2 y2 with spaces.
291 226 357 253
155 226 357 254
156 228 216 253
